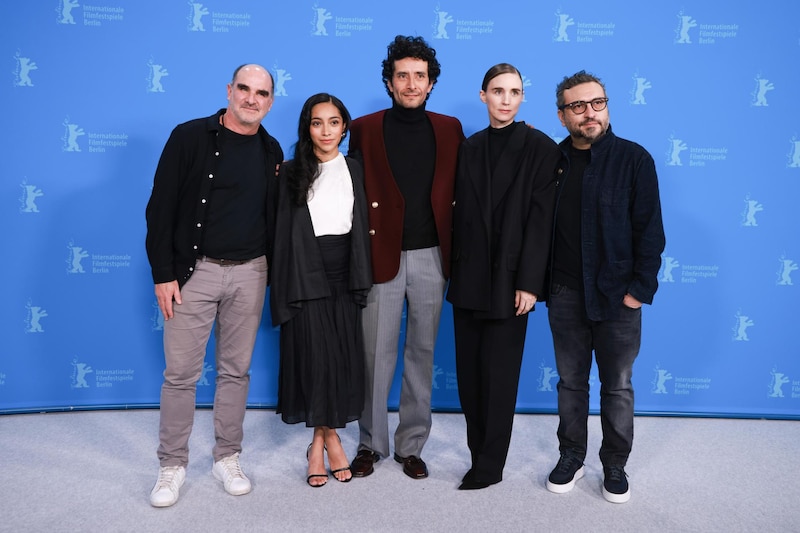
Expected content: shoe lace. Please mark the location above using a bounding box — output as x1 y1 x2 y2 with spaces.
607 466 626 482
557 455 579 473
156 466 181 489
220 453 244 478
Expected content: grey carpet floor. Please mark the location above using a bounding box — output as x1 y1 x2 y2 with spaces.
1 409 797 532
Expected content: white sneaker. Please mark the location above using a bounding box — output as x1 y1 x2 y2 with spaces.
212 452 252 496
150 466 186 508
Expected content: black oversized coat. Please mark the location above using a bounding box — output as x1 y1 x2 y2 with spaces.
446 122 560 319
268 156 372 326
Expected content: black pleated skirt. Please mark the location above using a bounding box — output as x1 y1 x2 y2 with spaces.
276 233 365 428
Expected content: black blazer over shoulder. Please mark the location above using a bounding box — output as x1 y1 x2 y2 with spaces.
446 122 560 319
269 156 372 326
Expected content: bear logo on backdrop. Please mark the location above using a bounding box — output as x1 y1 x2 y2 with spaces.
310 3 373 38
652 366 712 396
432 365 444 390
751 75 774 107
521 75 532 102
554 10 575 42
14 52 37 87
675 12 697 44
537 362 559 392
776 255 798 286
674 11 738 45
311 5 332 35
428 5 493 41
198 362 214 386
71 357 93 388
788 136 800 168
553 10 614 43
147 59 169 93
62 119 85 152
272 64 292 97
25 301 48 333
187 2 251 33
151 302 164 331
651 365 673 394
19 180 44 213
60 118 129 153
740 194 764 227
732 310 754 342
660 255 679 283
768 367 790 398
666 135 688 166
432 5 454 39
57 0 80 25
57 1 124 27
67 242 89 274
666 135 728 167
630 74 652 105
188 2 209 31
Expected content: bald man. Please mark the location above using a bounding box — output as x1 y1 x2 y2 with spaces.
146 64 284 507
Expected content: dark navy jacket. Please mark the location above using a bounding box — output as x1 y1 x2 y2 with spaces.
553 125 666 321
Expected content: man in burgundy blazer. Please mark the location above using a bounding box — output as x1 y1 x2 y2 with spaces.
347 35 464 480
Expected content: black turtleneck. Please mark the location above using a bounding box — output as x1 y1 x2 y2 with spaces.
383 102 438 251
488 121 518 176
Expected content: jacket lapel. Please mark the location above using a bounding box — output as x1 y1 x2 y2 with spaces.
464 130 492 237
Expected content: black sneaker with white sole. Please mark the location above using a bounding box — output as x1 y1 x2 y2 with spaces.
545 454 585 494
602 465 630 503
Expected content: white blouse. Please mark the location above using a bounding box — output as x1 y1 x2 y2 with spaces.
307 152 354 237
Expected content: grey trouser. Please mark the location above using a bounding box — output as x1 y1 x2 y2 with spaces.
157 255 267 467
358 246 445 459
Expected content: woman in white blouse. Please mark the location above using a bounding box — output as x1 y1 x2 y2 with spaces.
269 93 372 487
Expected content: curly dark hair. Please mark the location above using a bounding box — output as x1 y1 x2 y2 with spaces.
286 93 351 206
555 70 605 108
381 35 441 100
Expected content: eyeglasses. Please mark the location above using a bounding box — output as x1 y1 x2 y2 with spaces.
558 97 609 114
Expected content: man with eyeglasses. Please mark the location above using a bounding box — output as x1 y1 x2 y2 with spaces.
544 71 665 504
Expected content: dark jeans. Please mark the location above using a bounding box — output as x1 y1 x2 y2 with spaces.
547 284 641 467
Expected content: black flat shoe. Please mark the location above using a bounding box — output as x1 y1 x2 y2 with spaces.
457 478 498 490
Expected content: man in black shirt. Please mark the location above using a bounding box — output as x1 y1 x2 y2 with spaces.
145 64 283 507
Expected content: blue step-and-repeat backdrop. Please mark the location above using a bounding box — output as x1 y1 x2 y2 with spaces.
3 1 799 417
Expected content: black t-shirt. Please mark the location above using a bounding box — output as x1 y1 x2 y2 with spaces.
200 126 267 260
552 144 590 290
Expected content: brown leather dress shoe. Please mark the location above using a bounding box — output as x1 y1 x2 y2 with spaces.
394 453 428 479
351 450 380 477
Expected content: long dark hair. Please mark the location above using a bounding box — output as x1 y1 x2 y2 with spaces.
287 93 351 206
